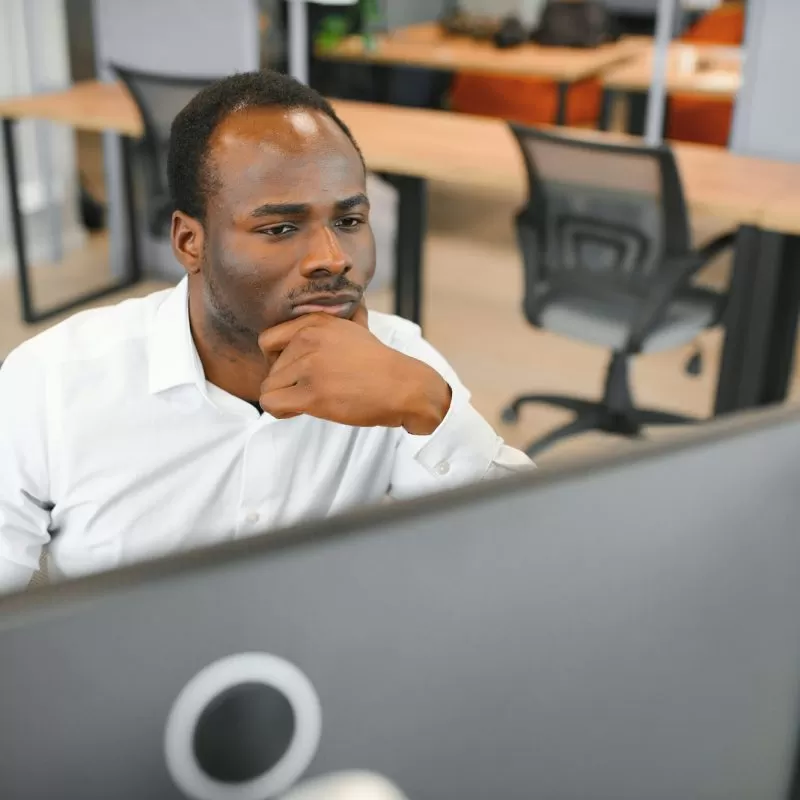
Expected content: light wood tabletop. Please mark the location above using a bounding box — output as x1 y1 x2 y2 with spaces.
758 172 800 235
1 80 797 234
602 42 742 99
317 21 648 83
0 80 143 137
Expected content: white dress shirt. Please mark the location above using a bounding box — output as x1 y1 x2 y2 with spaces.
0 279 531 593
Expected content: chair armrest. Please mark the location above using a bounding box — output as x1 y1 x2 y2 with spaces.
625 231 736 353
697 231 737 263
625 257 706 352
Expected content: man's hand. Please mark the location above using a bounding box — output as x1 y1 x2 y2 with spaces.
257 307 451 434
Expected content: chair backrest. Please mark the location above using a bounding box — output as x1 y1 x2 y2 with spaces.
510 123 692 305
92 0 260 280
112 65 216 236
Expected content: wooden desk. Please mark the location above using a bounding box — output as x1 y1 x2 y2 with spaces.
2 81 799 416
318 22 648 124
0 82 144 324
0 81 777 223
603 43 742 98
333 99 786 227
0 80 142 137
598 43 742 132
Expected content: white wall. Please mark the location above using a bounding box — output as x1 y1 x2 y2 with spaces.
0 0 84 275
730 0 800 161
385 0 448 29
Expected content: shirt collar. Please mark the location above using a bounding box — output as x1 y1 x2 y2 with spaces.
147 277 206 395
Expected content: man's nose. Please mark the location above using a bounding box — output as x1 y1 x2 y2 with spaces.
299 225 351 279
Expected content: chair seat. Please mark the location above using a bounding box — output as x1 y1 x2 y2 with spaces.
538 286 723 353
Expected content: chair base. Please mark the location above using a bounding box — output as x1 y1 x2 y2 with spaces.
502 352 699 458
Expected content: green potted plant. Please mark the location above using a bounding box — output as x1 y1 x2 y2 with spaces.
359 0 382 51
315 13 350 52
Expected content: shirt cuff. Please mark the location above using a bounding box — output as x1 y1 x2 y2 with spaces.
401 390 502 484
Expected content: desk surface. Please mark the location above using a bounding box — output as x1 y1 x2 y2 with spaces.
759 171 800 233
0 80 143 137
318 22 648 82
1 80 797 234
602 43 742 99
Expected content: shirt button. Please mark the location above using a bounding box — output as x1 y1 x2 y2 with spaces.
245 511 260 525
435 460 451 476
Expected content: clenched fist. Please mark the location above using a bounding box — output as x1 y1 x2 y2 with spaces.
257 305 451 434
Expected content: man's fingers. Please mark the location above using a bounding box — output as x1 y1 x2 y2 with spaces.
261 352 313 393
258 314 327 357
259 385 309 420
266 337 313 376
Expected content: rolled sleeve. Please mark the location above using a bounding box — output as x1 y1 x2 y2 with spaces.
403 388 501 475
385 319 533 500
0 348 53 594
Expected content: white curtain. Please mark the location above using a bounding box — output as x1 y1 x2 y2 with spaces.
0 0 83 274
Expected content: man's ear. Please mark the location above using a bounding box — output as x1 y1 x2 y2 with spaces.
171 211 205 275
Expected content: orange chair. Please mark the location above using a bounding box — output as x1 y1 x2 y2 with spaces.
450 72 602 127
667 1 746 146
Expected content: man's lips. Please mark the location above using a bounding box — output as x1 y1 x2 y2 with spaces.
290 293 361 318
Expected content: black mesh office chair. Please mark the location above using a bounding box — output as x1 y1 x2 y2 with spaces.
502 124 735 458
112 65 217 237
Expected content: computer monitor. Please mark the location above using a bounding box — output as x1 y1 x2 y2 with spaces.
2 406 800 800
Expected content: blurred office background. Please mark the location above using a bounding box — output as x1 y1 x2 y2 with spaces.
1 0 797 466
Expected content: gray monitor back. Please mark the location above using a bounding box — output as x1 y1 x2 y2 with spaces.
2 407 800 800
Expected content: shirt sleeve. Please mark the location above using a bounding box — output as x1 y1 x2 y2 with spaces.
0 347 53 594
387 323 534 501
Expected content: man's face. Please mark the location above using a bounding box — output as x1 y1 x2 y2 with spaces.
178 106 375 344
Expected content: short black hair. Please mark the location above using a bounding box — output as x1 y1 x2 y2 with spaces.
167 70 364 222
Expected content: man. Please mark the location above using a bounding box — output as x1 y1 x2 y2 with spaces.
0 71 531 594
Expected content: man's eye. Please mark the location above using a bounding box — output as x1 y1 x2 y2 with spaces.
263 224 296 237
335 217 362 230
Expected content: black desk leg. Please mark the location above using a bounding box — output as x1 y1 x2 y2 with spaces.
626 91 647 136
555 82 569 126
714 227 797 415
758 234 800 405
120 136 143 284
0 119 143 325
2 118 35 322
662 97 672 140
383 174 427 328
598 89 616 131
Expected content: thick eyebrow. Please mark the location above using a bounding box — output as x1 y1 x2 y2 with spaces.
249 193 370 219
250 202 309 218
335 193 370 212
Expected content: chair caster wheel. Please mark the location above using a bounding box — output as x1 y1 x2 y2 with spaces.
501 406 519 425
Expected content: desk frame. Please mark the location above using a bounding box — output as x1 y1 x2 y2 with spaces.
0 118 143 324
715 227 800 413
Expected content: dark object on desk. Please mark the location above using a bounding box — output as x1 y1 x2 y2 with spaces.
532 0 621 48
79 179 105 231
438 9 499 40
111 65 215 238
502 124 734 457
493 16 529 49
4 404 800 799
